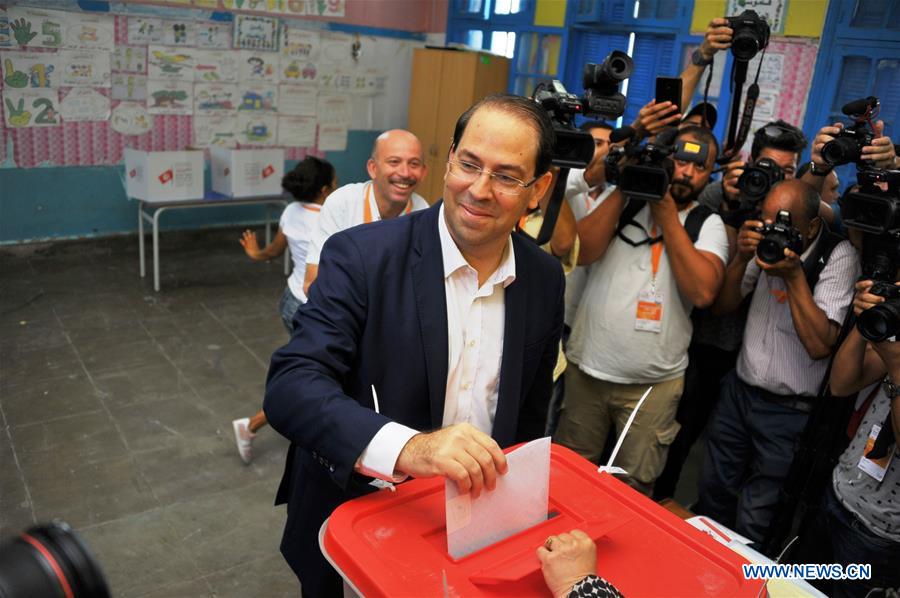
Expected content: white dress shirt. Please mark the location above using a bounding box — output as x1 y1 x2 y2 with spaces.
357 204 516 481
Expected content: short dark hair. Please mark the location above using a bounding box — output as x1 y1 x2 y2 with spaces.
451 93 556 177
579 120 612 132
677 124 719 161
751 120 807 161
281 156 335 202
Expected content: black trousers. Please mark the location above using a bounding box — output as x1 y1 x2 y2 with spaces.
652 342 738 500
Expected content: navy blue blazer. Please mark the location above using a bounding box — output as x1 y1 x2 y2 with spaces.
264 201 564 596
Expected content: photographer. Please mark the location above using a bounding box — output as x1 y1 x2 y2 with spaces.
555 125 728 494
802 119 897 194
824 280 900 598
696 179 860 546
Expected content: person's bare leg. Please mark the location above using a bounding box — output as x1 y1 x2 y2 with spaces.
248 410 267 433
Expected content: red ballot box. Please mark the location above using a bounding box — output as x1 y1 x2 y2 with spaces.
321 443 766 597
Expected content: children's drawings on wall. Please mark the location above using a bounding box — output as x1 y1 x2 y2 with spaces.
282 27 319 62
148 45 195 80
0 9 12 49
317 124 347 151
237 112 277 145
63 14 114 51
195 83 239 114
196 22 231 49
113 46 146 73
1 52 59 88
239 49 278 82
128 17 164 45
234 14 279 52
111 101 152 135
3 88 60 127
194 50 238 82
238 84 277 112
111 73 147 101
7 7 66 49
278 84 316 116
60 87 110 121
280 57 317 85
316 93 351 126
277 115 315 146
59 50 111 87
193 114 237 147
147 79 193 115
161 20 195 47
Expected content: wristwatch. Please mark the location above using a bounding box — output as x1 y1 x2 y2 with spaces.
882 376 900 399
691 48 714 67
809 161 833 176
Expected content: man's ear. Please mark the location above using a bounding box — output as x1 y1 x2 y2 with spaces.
808 216 822 241
366 158 376 180
528 170 554 210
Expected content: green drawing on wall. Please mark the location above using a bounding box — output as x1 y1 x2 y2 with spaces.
11 19 37 46
32 98 58 124
5 98 33 127
4 59 28 88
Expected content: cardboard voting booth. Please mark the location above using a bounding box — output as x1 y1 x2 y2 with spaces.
124 149 204 202
321 443 766 597
210 148 284 198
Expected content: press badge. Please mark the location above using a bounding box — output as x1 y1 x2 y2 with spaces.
635 289 663 333
858 424 896 482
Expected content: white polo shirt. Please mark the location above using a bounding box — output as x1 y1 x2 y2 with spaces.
566 202 729 384
306 181 428 266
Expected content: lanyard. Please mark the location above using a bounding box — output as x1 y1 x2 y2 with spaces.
302 204 321 213
363 182 411 224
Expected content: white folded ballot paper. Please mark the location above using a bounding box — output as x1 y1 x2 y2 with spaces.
445 437 551 559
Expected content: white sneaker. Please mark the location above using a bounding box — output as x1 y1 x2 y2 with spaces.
232 417 255 464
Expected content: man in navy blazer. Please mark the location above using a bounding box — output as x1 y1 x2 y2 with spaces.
264 94 565 596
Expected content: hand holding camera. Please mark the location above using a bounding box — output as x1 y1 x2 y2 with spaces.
699 18 733 62
633 100 681 140
853 279 889 317
736 218 764 262
721 159 745 202
861 120 897 169
810 122 844 169
855 279 900 342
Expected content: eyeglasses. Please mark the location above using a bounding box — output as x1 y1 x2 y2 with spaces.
446 159 540 197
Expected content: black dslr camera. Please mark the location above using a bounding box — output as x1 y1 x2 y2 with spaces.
857 281 900 342
533 50 633 169
822 97 879 167
726 10 770 62
756 209 803 264
737 157 784 205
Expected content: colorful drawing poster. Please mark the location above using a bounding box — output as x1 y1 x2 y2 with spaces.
64 14 115 51
194 82 239 114
193 0 221 8
282 27 319 62
113 46 146 73
128 17 164 45
277 115 315 146
237 112 277 146
234 14 279 52
318 32 354 65
193 114 238 147
237 84 277 112
355 68 387 97
6 7 67 49
313 0 345 17
224 0 282 11
59 50 111 87
196 22 232 49
194 50 239 83
60 87 110 121
111 101 152 135
1 51 60 88
3 88 60 127
0 8 11 48
147 79 193 114
161 20 195 47
316 93 351 126
148 46 195 80
318 124 347 151
278 84 316 116
281 0 312 16
111 73 147 101
239 49 278 82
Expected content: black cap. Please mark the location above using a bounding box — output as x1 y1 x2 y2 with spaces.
683 102 718 129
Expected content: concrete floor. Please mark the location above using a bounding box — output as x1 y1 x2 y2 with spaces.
0 226 704 597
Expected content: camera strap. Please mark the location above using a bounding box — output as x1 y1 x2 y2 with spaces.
616 201 713 247
721 47 767 163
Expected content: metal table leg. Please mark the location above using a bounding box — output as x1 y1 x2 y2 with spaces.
153 207 167 292
138 200 145 278
265 204 272 245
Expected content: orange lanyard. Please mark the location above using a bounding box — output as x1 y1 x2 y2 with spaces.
363 183 411 224
302 204 321 213
650 224 664 280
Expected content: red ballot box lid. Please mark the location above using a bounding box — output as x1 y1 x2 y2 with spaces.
321 443 765 597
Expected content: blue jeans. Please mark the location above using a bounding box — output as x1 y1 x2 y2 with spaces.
695 369 810 546
820 486 900 598
278 286 301 334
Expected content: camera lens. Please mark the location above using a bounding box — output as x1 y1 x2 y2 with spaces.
858 300 900 342
757 235 787 264
731 31 760 61
739 168 769 199
0 523 110 598
822 136 861 166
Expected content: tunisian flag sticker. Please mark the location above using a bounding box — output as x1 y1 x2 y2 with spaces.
158 169 174 185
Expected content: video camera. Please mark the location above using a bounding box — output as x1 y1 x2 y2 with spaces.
756 209 803 264
605 127 711 202
727 9 770 62
822 97 879 167
533 50 633 169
